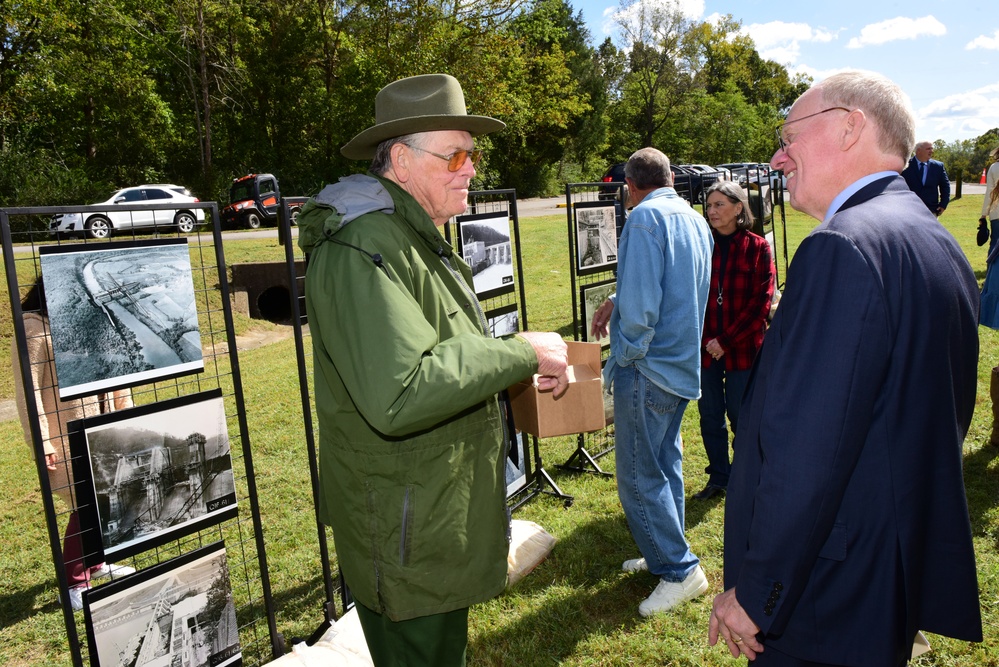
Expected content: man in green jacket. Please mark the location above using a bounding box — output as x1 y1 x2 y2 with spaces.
297 73 569 666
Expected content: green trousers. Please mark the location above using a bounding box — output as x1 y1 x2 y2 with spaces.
354 601 469 667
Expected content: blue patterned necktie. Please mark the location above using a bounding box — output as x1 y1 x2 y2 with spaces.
919 161 926 185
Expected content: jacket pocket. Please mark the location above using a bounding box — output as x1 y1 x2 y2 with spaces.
817 522 848 561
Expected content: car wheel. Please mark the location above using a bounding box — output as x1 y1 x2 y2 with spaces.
290 208 300 226
245 212 262 229
174 211 196 233
85 216 112 240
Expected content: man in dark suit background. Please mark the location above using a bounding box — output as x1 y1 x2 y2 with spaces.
901 140 950 215
708 71 982 666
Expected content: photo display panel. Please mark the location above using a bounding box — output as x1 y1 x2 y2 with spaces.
70 389 237 563
83 541 241 667
485 303 519 338
456 211 516 300
38 238 204 400
580 279 616 349
573 202 618 275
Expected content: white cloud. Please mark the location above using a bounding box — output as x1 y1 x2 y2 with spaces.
599 6 618 37
966 29 999 51
914 82 999 140
845 15 945 49
739 21 836 66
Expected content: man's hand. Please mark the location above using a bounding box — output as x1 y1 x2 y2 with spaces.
709 588 764 660
45 452 58 472
517 332 569 398
589 299 614 341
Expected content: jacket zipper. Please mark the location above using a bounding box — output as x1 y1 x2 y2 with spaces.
399 486 411 565
438 249 489 333
438 247 511 532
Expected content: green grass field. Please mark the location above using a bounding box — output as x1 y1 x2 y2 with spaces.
0 194 996 666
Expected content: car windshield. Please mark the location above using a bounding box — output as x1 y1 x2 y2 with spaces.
230 183 254 201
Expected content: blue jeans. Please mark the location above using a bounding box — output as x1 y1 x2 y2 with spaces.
613 363 699 581
697 361 751 488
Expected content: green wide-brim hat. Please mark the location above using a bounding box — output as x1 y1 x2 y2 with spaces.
341 74 505 160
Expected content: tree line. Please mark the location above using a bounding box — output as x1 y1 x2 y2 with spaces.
2 0 990 208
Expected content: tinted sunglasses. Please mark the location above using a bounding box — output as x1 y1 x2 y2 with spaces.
409 146 483 171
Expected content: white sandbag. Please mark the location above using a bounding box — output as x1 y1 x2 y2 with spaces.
507 519 557 587
262 607 372 667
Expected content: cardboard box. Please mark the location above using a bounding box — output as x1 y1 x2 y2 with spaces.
508 341 606 438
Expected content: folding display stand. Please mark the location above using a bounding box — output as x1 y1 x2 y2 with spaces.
556 182 624 477
455 189 573 509
2 204 283 666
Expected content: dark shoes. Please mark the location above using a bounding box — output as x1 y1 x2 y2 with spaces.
693 484 725 500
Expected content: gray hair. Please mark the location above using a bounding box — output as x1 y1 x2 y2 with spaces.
814 70 915 163
370 132 426 175
624 147 672 190
705 181 754 231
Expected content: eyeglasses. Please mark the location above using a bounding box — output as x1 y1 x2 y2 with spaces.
775 107 852 152
409 145 483 171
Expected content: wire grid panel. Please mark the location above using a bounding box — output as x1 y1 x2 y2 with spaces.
2 204 281 667
560 184 622 475
279 197 349 629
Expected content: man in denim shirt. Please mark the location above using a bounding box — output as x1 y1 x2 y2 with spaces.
591 147 713 616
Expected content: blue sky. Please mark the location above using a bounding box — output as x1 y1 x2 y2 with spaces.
573 0 999 144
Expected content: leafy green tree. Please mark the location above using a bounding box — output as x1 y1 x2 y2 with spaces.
670 85 769 164
488 0 591 195
613 0 702 148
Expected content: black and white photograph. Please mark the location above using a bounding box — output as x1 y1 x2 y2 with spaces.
38 238 204 400
457 212 515 300
486 304 519 338
70 389 237 562
574 202 618 274
505 432 530 497
581 280 617 348
84 542 241 667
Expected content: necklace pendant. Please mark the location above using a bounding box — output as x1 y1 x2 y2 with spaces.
717 295 723 305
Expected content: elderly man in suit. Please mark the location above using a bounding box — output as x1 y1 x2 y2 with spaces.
708 70 983 666
901 140 950 215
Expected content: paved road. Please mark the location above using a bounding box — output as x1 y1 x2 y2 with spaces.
9 185 988 250
517 197 567 218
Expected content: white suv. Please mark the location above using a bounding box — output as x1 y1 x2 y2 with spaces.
50 184 206 239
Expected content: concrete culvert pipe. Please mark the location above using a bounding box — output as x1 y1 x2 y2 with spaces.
257 285 292 323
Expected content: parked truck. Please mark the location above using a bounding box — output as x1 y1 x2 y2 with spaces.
221 173 302 229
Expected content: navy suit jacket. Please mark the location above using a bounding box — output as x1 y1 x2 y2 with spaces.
901 156 950 212
724 176 982 666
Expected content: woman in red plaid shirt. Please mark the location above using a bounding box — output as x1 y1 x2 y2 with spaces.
693 181 776 501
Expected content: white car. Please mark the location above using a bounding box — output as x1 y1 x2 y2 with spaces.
50 184 206 239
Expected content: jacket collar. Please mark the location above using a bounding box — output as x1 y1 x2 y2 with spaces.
836 174 904 215
373 174 455 258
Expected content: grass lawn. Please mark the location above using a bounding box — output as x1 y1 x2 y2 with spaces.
0 193 996 666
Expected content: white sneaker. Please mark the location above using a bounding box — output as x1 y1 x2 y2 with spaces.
622 557 648 573
60 583 87 611
92 562 136 579
638 565 709 617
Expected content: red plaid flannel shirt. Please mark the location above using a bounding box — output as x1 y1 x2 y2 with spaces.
701 228 776 371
